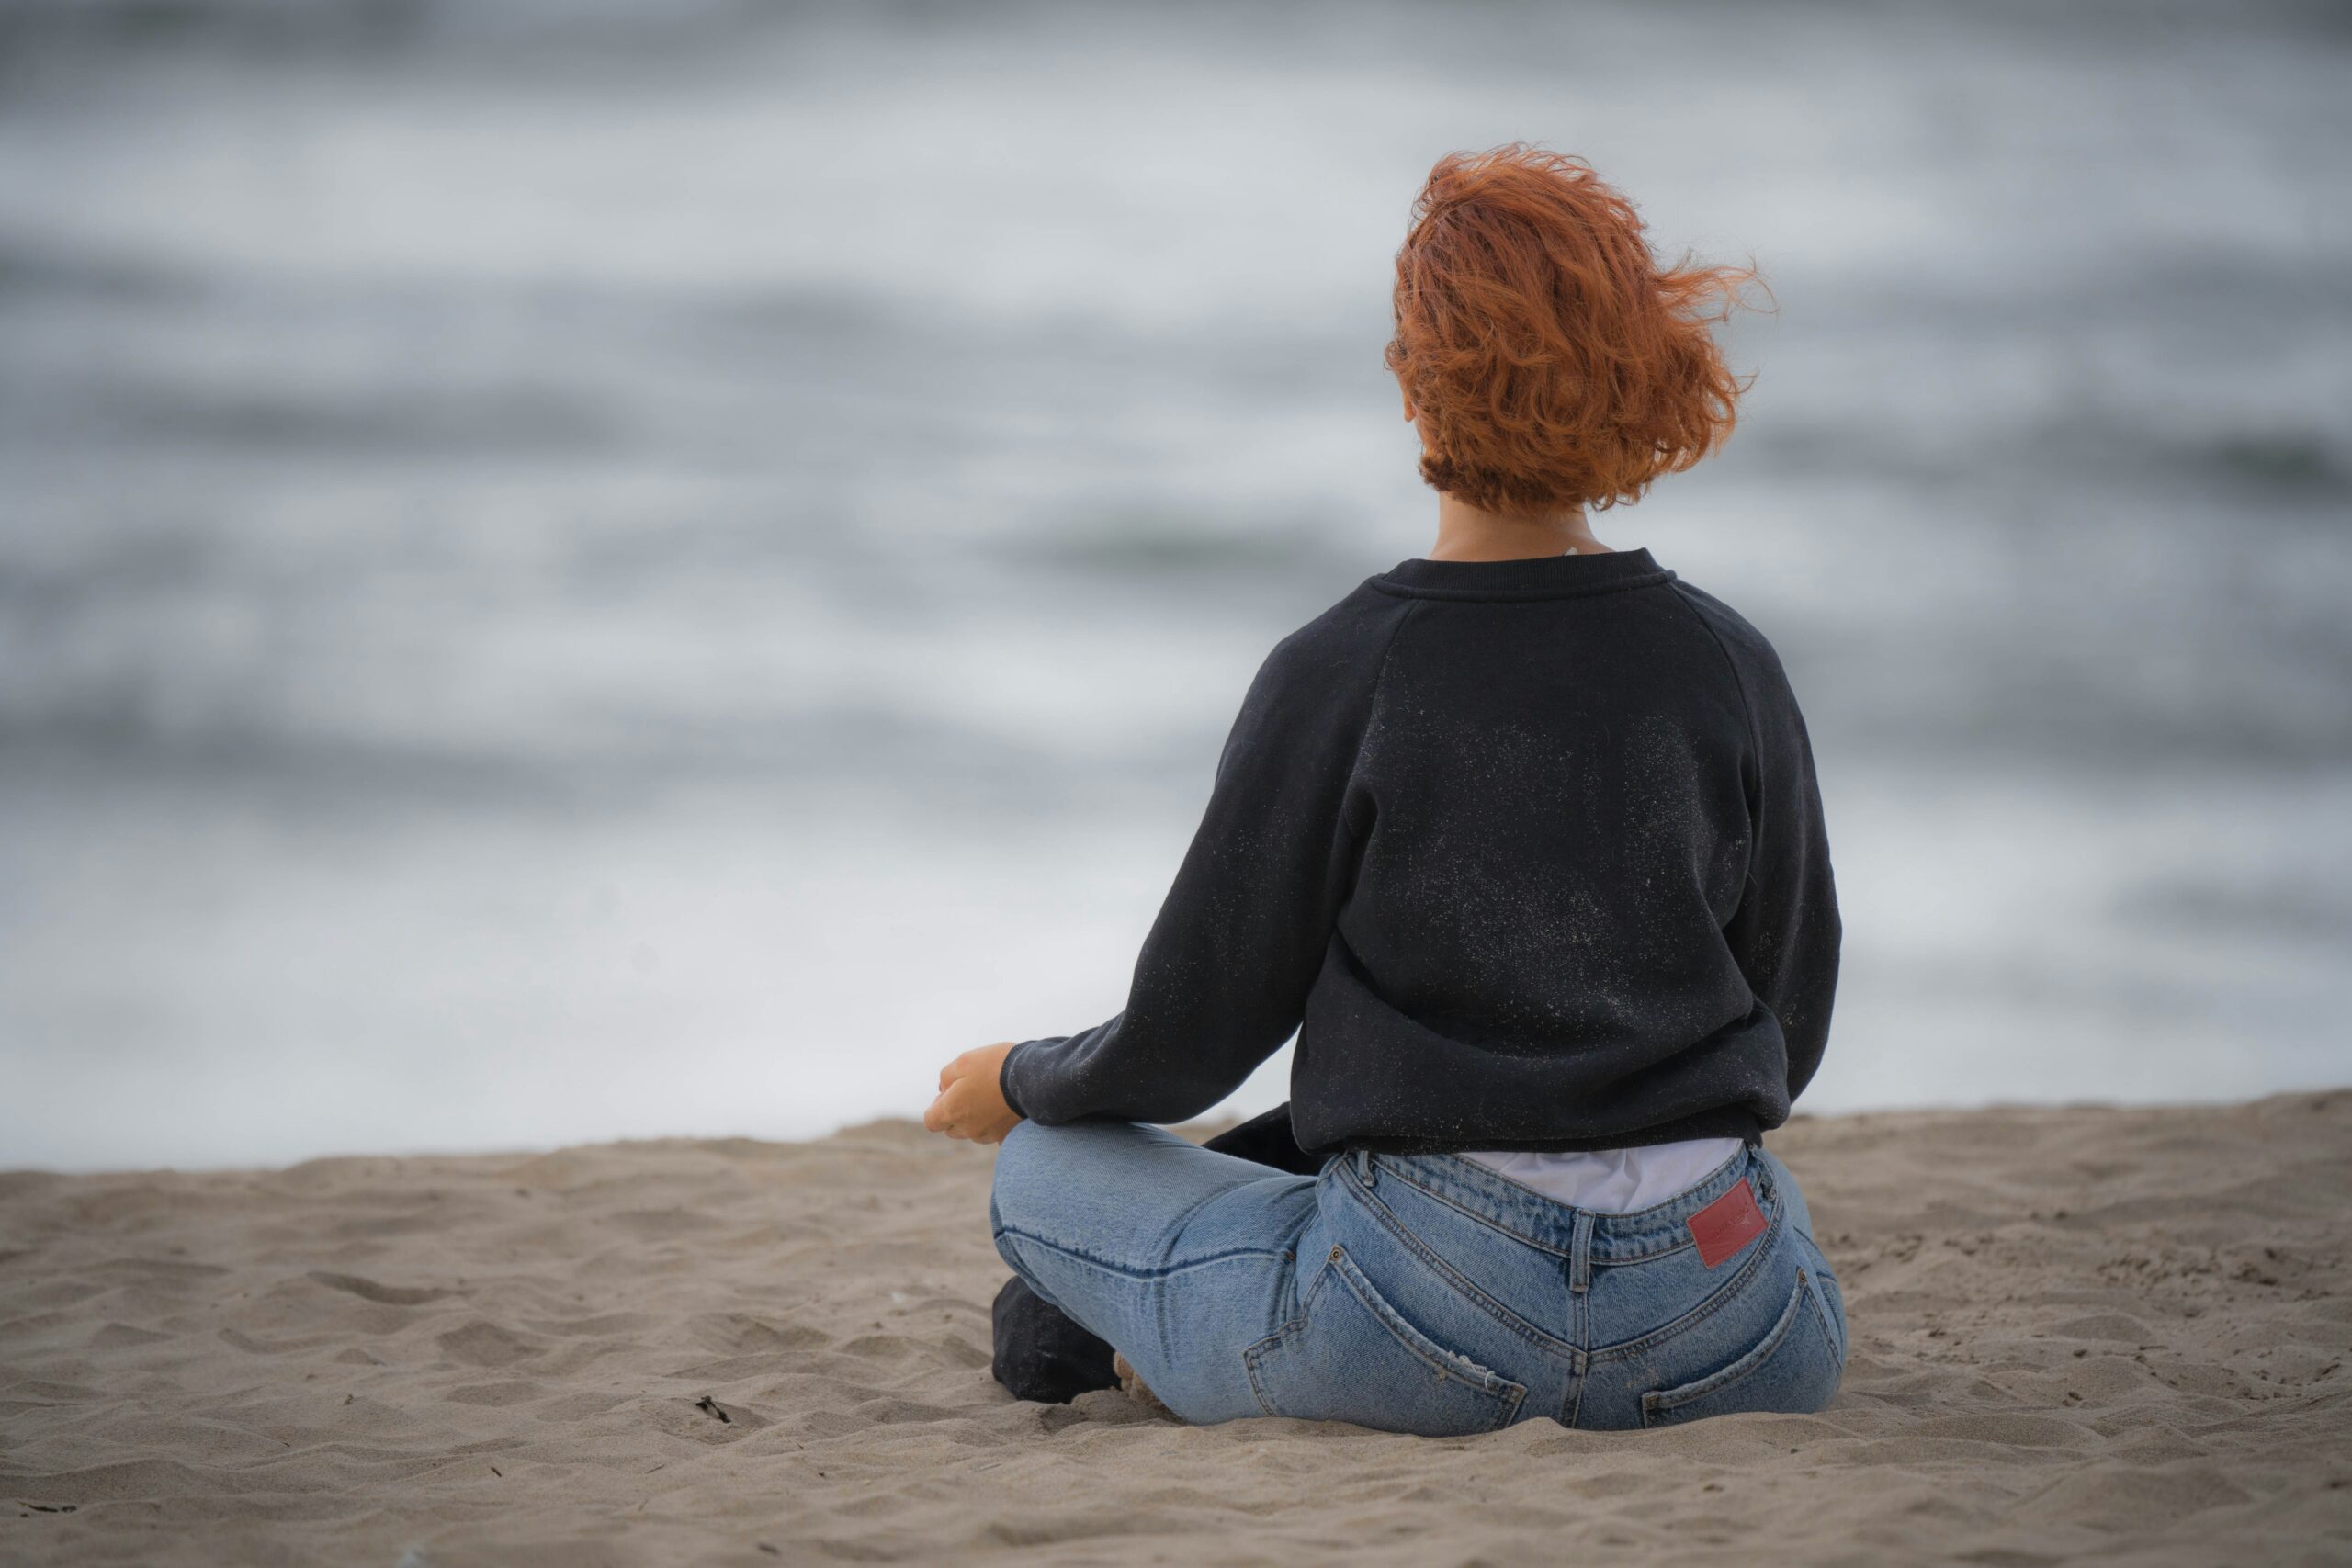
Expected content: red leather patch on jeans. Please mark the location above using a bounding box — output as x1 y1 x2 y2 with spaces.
1688 1178 1766 1269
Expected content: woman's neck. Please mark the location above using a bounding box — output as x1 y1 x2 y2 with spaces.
1424 492 1612 562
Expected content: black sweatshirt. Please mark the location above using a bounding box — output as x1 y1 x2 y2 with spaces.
1000 548 1840 1156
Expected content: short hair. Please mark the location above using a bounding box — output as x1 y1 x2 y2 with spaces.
1384 145 1761 516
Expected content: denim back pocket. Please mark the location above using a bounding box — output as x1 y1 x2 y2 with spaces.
1638 1264 1843 1428
1244 1244 1527 1438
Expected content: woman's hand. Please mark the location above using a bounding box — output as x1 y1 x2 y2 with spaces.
923 1043 1023 1145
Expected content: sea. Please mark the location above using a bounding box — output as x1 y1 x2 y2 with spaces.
2 0 2347 1169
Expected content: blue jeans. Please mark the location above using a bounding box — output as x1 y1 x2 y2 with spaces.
989 1119 1848 1434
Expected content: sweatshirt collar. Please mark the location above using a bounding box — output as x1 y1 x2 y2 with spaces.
1372 547 1674 602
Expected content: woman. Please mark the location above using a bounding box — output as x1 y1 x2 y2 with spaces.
923 144 1845 1435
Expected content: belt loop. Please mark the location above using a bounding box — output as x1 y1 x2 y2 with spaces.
1353 1148 1374 1186
1568 1210 1595 1294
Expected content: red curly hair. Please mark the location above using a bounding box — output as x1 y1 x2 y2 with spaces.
1384 145 1761 516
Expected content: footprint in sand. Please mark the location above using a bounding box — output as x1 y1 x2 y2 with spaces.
435 1322 544 1368
305 1270 454 1307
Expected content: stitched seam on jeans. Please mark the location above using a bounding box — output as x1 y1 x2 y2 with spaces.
1244 1251 1333 1369
1376 1157 1769 1268
1586 1222 1786 1364
1243 1322 1303 1418
1340 1159 1576 1359
1581 1176 1788 1284
1380 1155 1777 1269
1243 1340 1283 1417
1242 1252 1333 1416
1643 1267 1811 1424
1591 1174 1783 1268
1374 1164 1574 1258
995 1225 1290 1282
1329 1248 1524 1406
1591 1235 1697 1266
1802 1271 1844 1367
1244 1255 1528 1429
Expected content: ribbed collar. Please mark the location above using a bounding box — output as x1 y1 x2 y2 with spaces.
1371 547 1674 602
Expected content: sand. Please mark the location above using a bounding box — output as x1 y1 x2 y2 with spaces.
3 1095 2348 1567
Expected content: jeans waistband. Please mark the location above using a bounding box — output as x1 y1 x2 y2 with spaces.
1351 1143 1766 1266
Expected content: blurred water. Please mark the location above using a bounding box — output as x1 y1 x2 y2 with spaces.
3 1 2347 1169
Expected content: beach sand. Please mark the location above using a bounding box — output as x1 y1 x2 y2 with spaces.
3 1095 2347 1566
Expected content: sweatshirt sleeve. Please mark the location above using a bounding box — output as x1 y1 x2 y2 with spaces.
1000 594 1404 1127
1722 640 1842 1106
